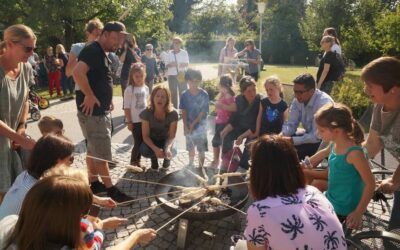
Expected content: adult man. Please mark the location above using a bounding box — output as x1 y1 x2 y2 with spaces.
73 21 131 202
281 73 334 160
235 39 261 81
165 37 189 108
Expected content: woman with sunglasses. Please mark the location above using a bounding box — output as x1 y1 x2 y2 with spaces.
0 24 37 203
141 44 158 92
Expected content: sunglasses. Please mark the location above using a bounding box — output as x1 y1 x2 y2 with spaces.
16 42 35 53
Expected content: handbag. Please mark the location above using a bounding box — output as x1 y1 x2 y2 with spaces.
174 52 186 83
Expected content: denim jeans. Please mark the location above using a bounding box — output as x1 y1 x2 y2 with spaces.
140 138 177 159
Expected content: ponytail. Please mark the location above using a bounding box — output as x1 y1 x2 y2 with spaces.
350 119 364 145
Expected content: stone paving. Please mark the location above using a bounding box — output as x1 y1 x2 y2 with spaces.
72 142 395 250
74 142 249 250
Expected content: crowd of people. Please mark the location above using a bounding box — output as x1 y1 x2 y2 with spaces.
0 17 399 250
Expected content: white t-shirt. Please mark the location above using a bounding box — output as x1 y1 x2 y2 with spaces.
160 51 168 63
331 44 342 55
0 215 18 250
165 49 189 76
123 85 149 123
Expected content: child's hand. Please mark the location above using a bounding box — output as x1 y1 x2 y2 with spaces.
155 148 165 158
95 196 117 208
135 228 157 245
89 216 104 230
377 178 398 194
346 211 363 229
101 217 128 230
235 136 244 145
127 123 133 132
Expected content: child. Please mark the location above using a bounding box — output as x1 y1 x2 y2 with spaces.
38 115 63 135
211 74 236 167
179 69 209 167
260 76 288 135
304 103 374 229
123 63 150 167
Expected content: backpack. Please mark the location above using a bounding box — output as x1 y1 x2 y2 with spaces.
334 52 346 80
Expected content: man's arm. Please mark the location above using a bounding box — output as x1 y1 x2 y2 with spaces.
281 101 301 137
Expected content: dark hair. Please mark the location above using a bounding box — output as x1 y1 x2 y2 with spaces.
315 103 364 145
6 175 92 250
293 73 316 90
361 56 400 93
249 135 305 200
85 18 103 34
219 74 235 96
324 27 340 45
239 76 256 93
185 68 202 81
27 134 75 179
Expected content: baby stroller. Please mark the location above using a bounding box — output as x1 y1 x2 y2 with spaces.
29 87 50 110
29 98 41 121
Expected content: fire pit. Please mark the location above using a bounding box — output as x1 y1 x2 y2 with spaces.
154 167 249 248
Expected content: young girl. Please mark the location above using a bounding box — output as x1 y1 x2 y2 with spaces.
123 63 150 168
260 76 288 135
211 74 236 167
304 103 374 229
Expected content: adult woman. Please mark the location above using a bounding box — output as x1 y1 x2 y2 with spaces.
141 44 158 92
0 175 156 250
323 27 342 55
165 37 189 108
218 37 238 77
0 24 36 203
66 18 103 78
220 76 262 170
362 57 400 232
118 34 141 97
244 135 345 249
56 44 73 98
0 134 75 220
140 85 178 170
44 46 62 97
316 35 343 95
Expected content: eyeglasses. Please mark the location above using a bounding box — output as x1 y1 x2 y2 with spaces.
293 88 311 95
16 42 35 53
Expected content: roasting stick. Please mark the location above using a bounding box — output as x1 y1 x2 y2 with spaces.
185 168 208 185
90 174 179 188
117 189 185 206
206 197 247 215
125 188 207 220
86 155 143 173
156 199 205 233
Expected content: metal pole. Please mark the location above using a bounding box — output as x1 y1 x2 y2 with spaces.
259 15 262 53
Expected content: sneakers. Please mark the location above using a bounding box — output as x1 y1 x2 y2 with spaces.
162 159 171 168
107 186 133 203
151 158 159 170
90 181 107 194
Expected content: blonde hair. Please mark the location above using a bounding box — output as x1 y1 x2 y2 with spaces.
42 165 88 185
148 84 173 113
226 36 235 45
320 35 335 46
128 62 146 87
38 116 63 135
56 44 65 54
85 18 104 33
0 24 36 55
264 75 283 98
172 36 183 44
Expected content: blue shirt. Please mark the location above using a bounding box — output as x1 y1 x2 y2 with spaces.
0 171 37 220
179 88 209 134
282 89 333 145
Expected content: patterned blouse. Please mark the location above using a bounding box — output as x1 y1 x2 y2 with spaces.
244 186 346 250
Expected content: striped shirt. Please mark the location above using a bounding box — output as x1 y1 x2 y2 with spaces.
0 171 37 220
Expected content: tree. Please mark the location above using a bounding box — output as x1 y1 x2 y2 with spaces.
168 0 201 33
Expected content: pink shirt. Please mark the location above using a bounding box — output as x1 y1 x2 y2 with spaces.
215 94 235 124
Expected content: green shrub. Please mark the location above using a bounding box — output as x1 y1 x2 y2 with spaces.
202 79 219 102
331 77 370 120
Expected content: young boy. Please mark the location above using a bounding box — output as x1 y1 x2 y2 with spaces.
179 69 209 167
37 116 64 136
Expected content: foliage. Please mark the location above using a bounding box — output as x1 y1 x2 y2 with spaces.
330 76 370 120
168 0 201 33
375 4 400 54
202 79 219 101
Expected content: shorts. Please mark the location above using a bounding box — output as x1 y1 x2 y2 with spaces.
186 133 208 153
212 123 226 147
77 112 112 161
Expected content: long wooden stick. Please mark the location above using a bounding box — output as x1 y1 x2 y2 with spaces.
116 189 185 206
91 174 179 188
156 199 204 232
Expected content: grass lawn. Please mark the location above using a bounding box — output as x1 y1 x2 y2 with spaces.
35 64 362 101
